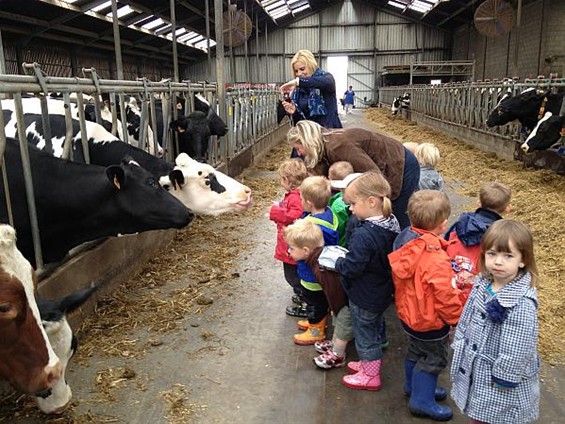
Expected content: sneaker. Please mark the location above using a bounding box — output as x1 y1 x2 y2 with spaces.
314 339 333 354
314 350 345 369
285 304 308 318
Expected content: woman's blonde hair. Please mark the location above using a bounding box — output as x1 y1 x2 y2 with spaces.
345 171 393 217
283 218 324 249
286 120 325 168
407 190 451 230
479 219 538 287
291 50 318 77
278 159 308 189
415 143 441 168
300 176 331 210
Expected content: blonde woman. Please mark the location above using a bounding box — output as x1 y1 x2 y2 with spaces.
287 120 420 228
279 50 342 130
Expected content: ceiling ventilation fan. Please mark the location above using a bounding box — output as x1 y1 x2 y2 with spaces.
474 0 515 38
223 4 253 47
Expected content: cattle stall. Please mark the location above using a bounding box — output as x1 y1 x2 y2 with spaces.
0 64 286 276
378 79 565 174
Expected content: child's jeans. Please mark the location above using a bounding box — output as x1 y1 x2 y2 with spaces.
349 301 385 361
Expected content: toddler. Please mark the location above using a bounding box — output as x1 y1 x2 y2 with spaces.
415 143 444 192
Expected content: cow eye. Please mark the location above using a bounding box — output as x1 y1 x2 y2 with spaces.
147 178 158 188
198 171 203 176
0 304 12 313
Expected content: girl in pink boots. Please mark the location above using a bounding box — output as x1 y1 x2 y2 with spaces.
333 172 400 390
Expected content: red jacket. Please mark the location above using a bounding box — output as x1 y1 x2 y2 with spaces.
269 188 303 264
388 230 462 332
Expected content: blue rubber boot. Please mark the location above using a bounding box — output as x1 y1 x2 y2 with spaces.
404 360 447 401
409 369 453 421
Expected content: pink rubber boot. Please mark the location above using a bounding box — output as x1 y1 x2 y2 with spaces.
342 359 382 391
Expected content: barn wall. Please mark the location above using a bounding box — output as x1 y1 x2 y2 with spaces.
183 0 451 96
452 0 565 80
1 37 175 80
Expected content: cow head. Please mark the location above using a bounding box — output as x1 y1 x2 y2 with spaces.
159 153 253 216
170 112 211 162
486 88 544 130
193 94 229 136
0 225 63 401
34 283 98 414
521 112 565 153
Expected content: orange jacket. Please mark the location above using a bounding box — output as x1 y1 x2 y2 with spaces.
388 230 462 332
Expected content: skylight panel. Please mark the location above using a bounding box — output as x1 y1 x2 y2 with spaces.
91 1 111 13
106 5 136 19
293 5 310 14
388 1 406 10
142 18 164 30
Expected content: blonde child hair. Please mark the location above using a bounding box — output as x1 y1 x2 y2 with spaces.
278 158 309 189
291 50 318 77
479 219 538 287
415 143 441 168
407 190 451 230
479 182 512 214
283 218 324 249
300 176 332 210
403 142 419 155
328 161 354 181
345 171 393 217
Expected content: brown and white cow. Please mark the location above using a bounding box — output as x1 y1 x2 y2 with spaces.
0 225 63 405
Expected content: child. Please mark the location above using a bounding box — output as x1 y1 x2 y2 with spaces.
343 86 355 114
328 161 357 247
289 176 340 345
333 171 400 390
415 143 444 192
388 190 462 421
445 182 512 303
451 219 540 424
268 159 308 316
283 220 351 369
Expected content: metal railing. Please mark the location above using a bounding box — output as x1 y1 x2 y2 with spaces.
0 63 282 268
378 78 565 143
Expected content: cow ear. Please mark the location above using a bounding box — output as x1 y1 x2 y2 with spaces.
106 166 126 190
169 169 185 190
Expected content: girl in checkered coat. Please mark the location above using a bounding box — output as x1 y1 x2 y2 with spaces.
450 220 540 424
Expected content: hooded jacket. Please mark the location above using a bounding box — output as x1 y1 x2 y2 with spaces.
388 229 462 338
269 188 303 264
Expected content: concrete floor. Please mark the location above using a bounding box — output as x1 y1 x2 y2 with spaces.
2 108 563 423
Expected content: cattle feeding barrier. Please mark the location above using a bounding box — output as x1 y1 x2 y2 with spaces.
0 63 284 269
378 78 565 168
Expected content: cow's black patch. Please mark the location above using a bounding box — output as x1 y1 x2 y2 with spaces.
206 173 226 194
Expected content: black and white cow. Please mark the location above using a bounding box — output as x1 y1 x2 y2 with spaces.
160 153 253 216
35 283 98 414
521 112 565 153
486 88 565 131
157 94 229 162
391 93 411 116
2 98 252 215
1 137 192 266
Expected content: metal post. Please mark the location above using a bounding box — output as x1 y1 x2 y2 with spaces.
214 0 227 160
170 0 179 83
513 0 522 77
0 27 6 75
205 0 211 76
110 0 124 79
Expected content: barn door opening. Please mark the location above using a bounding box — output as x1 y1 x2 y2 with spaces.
327 56 348 114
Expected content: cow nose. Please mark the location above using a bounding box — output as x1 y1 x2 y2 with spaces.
35 387 53 399
45 360 63 388
521 144 529 153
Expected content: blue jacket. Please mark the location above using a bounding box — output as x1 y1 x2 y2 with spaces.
445 208 503 247
336 216 400 313
291 68 342 129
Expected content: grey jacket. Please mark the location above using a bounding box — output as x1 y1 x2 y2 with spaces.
450 272 539 423
418 165 444 192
